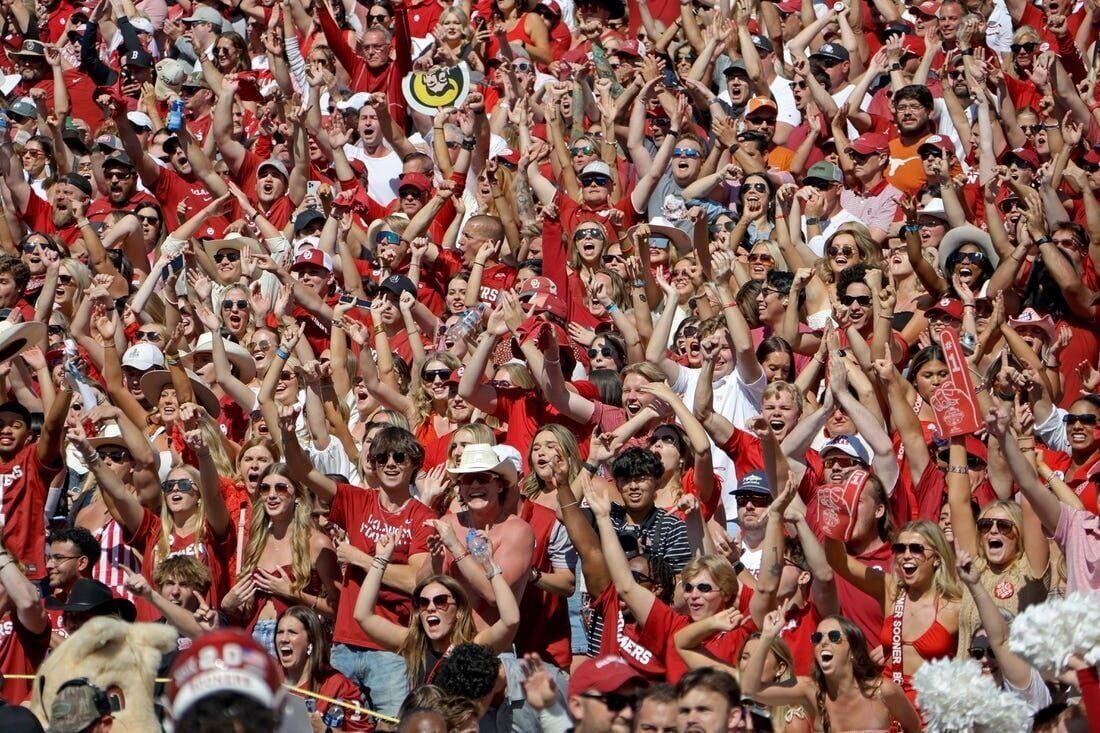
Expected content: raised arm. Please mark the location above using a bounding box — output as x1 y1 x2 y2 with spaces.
349 535 411 652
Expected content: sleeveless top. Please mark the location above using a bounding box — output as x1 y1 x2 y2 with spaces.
880 595 957 698
957 554 1049 656
246 563 323 632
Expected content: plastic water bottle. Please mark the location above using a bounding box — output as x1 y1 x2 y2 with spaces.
322 705 345 728
446 303 487 343
167 99 184 132
466 528 492 563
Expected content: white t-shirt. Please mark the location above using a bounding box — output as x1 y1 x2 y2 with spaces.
343 143 402 205
672 364 767 529
1004 667 1052 714
770 75 802 128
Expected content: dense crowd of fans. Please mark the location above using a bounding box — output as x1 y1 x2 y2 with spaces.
0 0 1099 728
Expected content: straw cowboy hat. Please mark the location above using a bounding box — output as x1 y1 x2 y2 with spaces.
186 332 257 383
447 444 518 486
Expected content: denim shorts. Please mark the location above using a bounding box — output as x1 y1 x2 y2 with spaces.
252 619 277 657
330 644 409 719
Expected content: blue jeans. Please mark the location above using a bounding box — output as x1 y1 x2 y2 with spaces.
331 644 409 718
252 619 277 657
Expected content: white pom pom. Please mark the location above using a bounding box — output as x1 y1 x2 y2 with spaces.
914 658 1030 733
1009 593 1100 673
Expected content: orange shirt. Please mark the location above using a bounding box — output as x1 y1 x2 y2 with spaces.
886 137 928 196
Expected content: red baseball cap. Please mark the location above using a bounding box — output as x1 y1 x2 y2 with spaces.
1000 146 1040 169
777 0 800 12
901 34 926 57
290 247 333 273
517 276 559 297
398 171 433 193
847 133 890 155
169 630 284 721
918 134 954 156
614 39 643 57
915 0 940 15
568 656 647 699
927 297 964 321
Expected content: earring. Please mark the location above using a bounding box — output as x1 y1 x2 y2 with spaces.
306 644 313 656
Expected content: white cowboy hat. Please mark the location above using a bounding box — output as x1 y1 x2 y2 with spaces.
0 321 45 363
202 232 262 260
447 443 518 486
938 225 998 274
627 216 692 254
186 332 257 384
139 368 222 418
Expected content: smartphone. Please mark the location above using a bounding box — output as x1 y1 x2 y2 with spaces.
339 294 372 308
306 180 321 200
161 255 184 283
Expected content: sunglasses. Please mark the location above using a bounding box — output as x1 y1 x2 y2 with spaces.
96 448 130 462
222 299 248 310
376 231 401 245
824 454 862 469
807 180 835 191
650 238 670 249
259 481 292 495
743 182 768 193
513 62 533 72
680 325 699 338
580 175 612 187
746 252 773 263
136 214 160 225
570 144 596 156
1063 413 1099 425
672 148 703 159
372 451 409 466
631 570 655 585
810 630 843 644
682 581 717 594
21 240 55 253
734 492 773 508
57 274 74 286
279 370 297 381
136 331 162 342
1011 41 1038 54
162 478 196 494
601 254 624 264
588 346 614 358
968 646 992 661
48 324 65 336
839 294 872 307
423 368 452 382
1019 124 1042 136
999 198 1023 213
976 518 1016 535
574 229 605 241
828 246 856 258
213 251 241 263
891 542 929 556
581 692 636 712
952 251 986 265
415 593 454 610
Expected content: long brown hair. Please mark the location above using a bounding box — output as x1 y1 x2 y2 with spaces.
811 616 883 733
239 464 314 600
277 606 334 690
397 575 477 686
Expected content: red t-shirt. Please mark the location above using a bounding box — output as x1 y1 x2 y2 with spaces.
490 386 590 468
0 613 49 703
327 483 436 649
234 149 297 230
21 193 81 246
592 584 667 681
32 69 100 128
125 509 236 614
312 671 372 731
154 166 226 237
0 443 61 580
835 541 892 644
638 590 757 683
778 601 823 676
85 190 159 222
